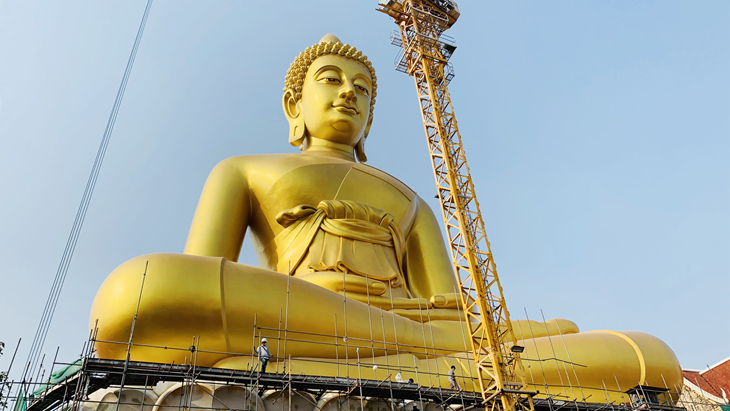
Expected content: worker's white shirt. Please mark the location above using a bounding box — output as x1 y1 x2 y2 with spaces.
257 345 271 360
448 369 456 381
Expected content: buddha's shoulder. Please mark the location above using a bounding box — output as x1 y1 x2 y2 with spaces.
215 153 299 168
351 163 416 199
214 153 357 171
212 154 416 198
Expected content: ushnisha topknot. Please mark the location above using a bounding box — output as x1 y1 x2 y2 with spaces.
285 34 377 117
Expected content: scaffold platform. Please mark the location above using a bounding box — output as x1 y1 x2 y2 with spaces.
21 358 687 411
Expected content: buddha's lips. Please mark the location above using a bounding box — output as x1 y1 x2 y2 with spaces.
333 104 359 115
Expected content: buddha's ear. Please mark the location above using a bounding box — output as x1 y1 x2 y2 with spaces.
283 89 306 147
355 116 373 163
363 115 373 140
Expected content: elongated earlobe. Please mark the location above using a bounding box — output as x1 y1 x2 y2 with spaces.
283 89 307 148
355 117 373 163
289 116 306 147
355 137 367 163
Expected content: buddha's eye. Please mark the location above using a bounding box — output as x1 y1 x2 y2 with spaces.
323 77 340 83
355 85 370 95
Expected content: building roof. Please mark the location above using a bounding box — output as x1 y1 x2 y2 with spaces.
683 356 730 402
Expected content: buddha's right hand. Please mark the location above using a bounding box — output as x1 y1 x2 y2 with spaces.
430 293 460 308
510 318 580 340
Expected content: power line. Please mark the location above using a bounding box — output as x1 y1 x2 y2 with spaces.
20 0 155 385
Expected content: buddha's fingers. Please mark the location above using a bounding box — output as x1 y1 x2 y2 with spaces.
338 294 464 323
341 294 430 311
510 318 580 341
430 293 460 308
298 271 387 296
391 307 463 322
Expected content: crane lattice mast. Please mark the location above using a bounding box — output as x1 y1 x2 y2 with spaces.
377 2 536 411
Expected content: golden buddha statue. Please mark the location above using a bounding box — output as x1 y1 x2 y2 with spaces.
90 34 682 403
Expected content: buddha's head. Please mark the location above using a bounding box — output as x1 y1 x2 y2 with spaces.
284 34 377 162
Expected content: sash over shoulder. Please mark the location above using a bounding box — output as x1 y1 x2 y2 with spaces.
271 200 405 286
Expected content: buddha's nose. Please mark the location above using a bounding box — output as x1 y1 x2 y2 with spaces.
339 88 357 103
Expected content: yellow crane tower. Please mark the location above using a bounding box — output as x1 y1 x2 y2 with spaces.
377 2 536 411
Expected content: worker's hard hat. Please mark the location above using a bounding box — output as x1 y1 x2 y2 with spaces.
261 338 267 343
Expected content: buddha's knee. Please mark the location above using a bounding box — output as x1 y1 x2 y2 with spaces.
523 330 681 401
90 253 227 365
585 330 682 390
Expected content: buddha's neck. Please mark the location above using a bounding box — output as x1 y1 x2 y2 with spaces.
304 138 356 162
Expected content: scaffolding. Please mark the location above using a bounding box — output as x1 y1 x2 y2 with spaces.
0 319 699 411
0 263 696 411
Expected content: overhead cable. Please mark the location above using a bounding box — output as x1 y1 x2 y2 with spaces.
19 0 155 386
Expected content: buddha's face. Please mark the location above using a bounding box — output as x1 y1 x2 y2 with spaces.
299 55 373 146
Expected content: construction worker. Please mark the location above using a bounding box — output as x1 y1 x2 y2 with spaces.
448 365 459 390
257 338 271 373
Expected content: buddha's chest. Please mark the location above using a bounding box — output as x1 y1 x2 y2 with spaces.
253 163 416 234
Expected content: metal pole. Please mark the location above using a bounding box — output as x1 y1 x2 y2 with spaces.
342 271 350 381
524 309 550 398
33 355 45 387
251 313 257 372
540 310 567 398
706 365 725 400
115 261 149 411
364 274 377 379
387 283 402 372
424 304 442 394
288 355 292 411
139 374 150 411
415 300 433 387
1 338 21 411
11 361 31 411
40 346 59 403
257 330 262 383
334 314 340 378
554 320 586 402
91 319 99 357
283 272 291 374
515 321 536 393
190 335 200 411
379 309 390 381
357 348 364 411
276 310 282 374
454 287 476 391
613 374 627 405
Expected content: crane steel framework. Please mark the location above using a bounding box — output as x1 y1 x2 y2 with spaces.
377 2 536 411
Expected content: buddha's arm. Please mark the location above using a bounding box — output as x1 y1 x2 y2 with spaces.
184 158 250 261
404 196 460 300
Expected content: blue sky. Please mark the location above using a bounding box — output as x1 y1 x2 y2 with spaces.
0 0 728 375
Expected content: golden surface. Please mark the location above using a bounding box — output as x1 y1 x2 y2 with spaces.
90 35 682 402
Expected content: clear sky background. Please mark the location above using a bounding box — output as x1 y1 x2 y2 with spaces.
1 0 728 376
